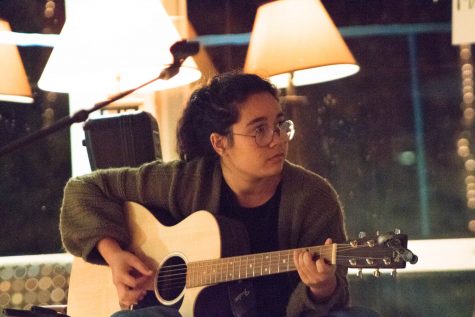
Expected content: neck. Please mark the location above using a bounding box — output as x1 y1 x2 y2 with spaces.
186 244 337 288
221 162 282 208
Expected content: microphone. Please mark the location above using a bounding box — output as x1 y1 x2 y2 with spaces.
159 40 200 80
170 40 200 61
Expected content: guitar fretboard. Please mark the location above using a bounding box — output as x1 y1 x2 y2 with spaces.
186 245 335 288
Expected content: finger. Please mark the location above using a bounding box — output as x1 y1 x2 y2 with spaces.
122 273 152 291
119 285 146 306
293 250 300 268
305 251 335 284
302 251 316 270
293 250 309 282
117 284 135 307
324 238 333 245
118 272 139 289
298 250 317 281
135 274 152 289
118 258 152 288
129 256 153 276
293 250 306 271
316 258 337 276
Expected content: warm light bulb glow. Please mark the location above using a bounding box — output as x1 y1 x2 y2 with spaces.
268 73 291 90
244 0 359 87
0 94 33 104
38 0 201 94
0 19 33 104
270 64 360 89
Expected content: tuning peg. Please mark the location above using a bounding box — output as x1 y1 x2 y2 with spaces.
356 268 363 278
358 231 366 239
376 230 380 236
391 269 398 278
373 269 381 278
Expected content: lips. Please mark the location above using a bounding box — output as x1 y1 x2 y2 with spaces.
269 153 285 161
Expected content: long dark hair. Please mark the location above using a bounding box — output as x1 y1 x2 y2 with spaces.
177 72 278 161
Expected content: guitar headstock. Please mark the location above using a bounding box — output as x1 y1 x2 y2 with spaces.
337 231 417 273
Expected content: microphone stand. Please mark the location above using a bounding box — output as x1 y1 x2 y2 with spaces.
0 40 199 158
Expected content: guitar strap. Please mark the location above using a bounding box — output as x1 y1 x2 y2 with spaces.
227 280 257 317
215 215 258 317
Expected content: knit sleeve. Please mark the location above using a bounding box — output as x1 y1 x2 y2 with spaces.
281 162 350 317
286 267 349 317
285 205 350 317
59 160 177 264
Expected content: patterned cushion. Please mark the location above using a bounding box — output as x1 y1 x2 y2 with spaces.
0 254 72 311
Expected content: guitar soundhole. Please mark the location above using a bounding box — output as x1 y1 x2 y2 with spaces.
155 255 187 303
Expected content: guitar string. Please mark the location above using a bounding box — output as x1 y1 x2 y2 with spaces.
155 251 399 293
156 243 384 266
152 246 399 292
157 253 394 282
154 244 393 277
154 243 389 272
155 258 400 292
157 255 393 280
156 246 387 267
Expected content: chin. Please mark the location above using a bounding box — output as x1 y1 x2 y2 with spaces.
262 160 285 176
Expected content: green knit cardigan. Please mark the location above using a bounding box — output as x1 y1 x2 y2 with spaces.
60 157 349 317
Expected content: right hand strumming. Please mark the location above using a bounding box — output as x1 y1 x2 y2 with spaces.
97 237 154 308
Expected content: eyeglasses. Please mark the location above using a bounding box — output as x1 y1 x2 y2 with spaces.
231 120 295 147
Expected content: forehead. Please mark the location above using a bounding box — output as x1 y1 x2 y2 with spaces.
236 92 282 123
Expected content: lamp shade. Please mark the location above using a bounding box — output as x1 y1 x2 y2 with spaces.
244 0 359 88
0 19 33 103
38 0 201 94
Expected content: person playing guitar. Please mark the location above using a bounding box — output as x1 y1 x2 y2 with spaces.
60 72 381 317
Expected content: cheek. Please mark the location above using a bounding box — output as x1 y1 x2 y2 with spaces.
231 147 265 168
237 147 263 163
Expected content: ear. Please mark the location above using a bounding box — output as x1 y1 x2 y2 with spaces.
210 132 227 156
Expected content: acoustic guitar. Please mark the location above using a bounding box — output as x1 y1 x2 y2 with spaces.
67 202 417 317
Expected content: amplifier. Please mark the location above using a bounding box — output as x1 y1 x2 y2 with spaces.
83 111 162 170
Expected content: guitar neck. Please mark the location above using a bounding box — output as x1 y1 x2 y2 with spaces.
186 244 335 288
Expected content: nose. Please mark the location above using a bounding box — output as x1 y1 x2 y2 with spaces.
269 127 287 146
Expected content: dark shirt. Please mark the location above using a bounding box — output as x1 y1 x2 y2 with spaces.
220 180 292 316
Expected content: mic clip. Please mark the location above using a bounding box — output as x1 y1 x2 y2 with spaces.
159 40 200 80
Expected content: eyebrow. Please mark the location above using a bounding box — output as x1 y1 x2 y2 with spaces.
245 112 285 127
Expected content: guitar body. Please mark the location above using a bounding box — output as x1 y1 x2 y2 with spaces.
67 202 223 317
